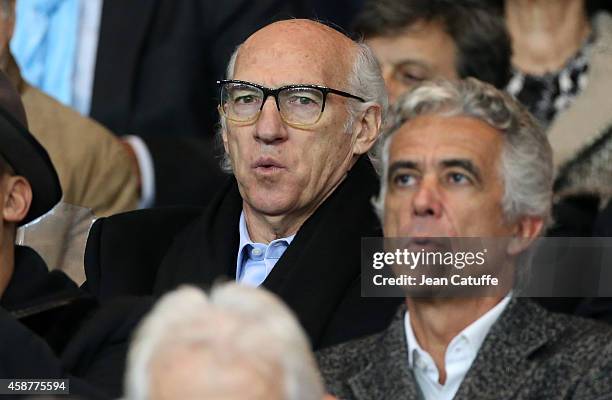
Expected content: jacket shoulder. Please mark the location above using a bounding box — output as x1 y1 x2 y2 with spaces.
316 331 383 385
538 310 612 397
547 308 612 349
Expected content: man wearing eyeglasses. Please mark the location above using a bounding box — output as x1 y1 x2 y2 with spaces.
150 19 401 349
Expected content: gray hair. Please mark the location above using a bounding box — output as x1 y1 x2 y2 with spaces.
124 284 324 400
372 78 553 226
218 37 388 173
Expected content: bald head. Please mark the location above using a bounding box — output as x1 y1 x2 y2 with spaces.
0 70 26 127
234 19 358 88
242 19 356 56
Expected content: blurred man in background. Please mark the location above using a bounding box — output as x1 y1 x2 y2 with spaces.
353 0 511 104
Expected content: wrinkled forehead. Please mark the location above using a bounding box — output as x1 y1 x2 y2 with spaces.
234 20 356 87
388 114 504 169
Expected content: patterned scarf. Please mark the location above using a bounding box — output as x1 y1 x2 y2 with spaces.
506 32 595 128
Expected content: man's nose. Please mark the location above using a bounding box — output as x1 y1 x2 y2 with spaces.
412 176 442 218
254 97 287 144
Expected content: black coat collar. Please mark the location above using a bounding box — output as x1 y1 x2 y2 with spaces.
2 246 96 353
2 246 83 318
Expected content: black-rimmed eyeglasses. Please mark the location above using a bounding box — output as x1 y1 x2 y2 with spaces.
217 80 365 127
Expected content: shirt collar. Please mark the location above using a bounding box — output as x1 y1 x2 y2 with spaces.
238 211 252 255
236 211 295 275
404 293 512 368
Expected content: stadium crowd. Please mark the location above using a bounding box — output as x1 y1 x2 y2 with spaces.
1 0 612 399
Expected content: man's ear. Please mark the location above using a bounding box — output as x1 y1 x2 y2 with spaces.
219 109 230 154
222 129 229 154
2 176 32 224
507 215 544 256
351 103 382 156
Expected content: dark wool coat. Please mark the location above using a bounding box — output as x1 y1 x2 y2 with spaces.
1 246 151 399
153 156 401 349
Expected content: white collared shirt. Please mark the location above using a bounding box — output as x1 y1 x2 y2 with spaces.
404 295 512 400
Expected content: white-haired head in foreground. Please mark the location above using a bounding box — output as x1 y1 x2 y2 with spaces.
124 283 325 400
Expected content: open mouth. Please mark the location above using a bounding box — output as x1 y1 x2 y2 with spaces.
253 157 285 173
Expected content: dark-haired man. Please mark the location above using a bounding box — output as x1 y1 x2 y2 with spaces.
353 0 510 103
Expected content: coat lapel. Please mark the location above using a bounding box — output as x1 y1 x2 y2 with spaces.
153 176 241 293
454 298 559 400
200 178 243 282
261 156 382 345
347 308 422 400
335 298 569 400
2 246 83 316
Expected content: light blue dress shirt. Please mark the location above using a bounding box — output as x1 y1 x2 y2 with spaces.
236 212 295 287
12 0 102 115
404 294 512 400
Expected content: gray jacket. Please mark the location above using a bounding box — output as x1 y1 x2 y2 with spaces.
316 298 612 400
